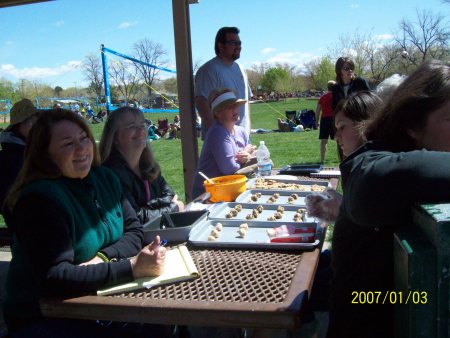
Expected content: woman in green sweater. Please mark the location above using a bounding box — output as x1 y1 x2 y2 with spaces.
2 109 168 337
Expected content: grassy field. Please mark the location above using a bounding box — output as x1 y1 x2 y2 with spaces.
0 97 339 205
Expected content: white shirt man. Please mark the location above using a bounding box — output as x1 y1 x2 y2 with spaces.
195 26 252 138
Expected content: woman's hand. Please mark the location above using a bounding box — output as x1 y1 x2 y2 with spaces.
245 144 256 154
305 189 342 223
235 151 252 164
130 235 166 278
173 194 185 211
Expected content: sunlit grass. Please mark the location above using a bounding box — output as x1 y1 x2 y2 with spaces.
0 98 340 228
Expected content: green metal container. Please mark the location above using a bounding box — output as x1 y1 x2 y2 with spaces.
394 203 450 338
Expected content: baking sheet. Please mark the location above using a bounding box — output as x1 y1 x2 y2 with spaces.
188 219 322 250
236 189 309 206
278 164 323 175
247 177 330 191
208 202 316 223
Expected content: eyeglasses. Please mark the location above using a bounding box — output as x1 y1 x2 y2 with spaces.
124 122 150 132
342 66 354 72
225 40 242 47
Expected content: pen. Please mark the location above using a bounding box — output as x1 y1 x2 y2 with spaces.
160 239 168 247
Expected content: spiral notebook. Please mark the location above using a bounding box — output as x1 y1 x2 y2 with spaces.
97 245 199 296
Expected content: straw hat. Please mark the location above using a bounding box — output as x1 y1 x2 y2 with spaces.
210 91 246 114
6 99 38 130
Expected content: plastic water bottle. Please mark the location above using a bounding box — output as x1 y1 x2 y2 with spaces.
256 141 272 176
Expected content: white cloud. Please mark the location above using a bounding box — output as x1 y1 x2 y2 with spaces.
267 51 315 65
350 4 359 9
55 20 64 27
0 60 82 79
261 47 276 54
249 51 318 74
118 21 138 29
375 34 394 41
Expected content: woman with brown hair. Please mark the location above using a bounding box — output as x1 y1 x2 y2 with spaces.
328 59 450 338
99 106 184 225
3 109 167 337
331 56 370 112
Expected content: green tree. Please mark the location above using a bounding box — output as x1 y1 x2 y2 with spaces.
260 67 289 92
314 57 335 90
163 77 178 94
54 86 63 97
0 78 17 100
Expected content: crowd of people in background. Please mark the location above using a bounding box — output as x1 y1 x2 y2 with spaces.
0 22 449 338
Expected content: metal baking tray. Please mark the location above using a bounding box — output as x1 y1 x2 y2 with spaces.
247 177 330 191
188 219 322 250
207 202 316 223
236 189 309 206
278 163 323 175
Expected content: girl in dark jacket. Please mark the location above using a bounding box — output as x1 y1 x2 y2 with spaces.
100 107 184 225
328 59 450 338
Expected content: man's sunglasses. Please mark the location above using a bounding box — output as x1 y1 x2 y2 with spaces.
225 40 242 47
342 66 354 72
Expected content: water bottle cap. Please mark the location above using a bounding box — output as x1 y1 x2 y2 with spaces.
260 141 265 145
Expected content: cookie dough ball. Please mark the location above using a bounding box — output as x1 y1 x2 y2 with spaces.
239 223 249 230
215 223 223 231
208 235 216 241
237 228 247 238
210 229 220 238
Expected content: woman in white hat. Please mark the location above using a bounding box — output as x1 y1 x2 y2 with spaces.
192 88 255 198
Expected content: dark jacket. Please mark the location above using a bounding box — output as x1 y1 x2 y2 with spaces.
103 149 179 225
331 77 370 112
3 166 143 324
0 131 26 214
328 141 450 338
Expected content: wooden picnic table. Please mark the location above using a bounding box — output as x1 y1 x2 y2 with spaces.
40 247 320 329
40 175 337 330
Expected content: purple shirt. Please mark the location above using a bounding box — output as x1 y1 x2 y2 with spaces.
192 122 249 198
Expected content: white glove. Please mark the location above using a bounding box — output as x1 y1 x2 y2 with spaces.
305 189 342 223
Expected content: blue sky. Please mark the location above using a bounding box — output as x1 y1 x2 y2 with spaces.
0 0 447 89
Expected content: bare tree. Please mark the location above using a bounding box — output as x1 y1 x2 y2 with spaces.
396 9 450 64
109 59 140 103
81 54 104 97
303 58 321 86
133 39 169 99
192 59 202 76
364 43 404 84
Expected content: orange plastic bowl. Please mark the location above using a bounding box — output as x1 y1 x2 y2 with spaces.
204 174 247 202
